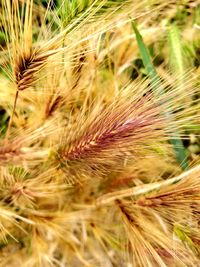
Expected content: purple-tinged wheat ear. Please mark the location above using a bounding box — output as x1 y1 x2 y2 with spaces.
61 94 164 162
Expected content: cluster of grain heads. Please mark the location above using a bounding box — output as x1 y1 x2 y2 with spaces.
96 165 200 266
0 0 200 266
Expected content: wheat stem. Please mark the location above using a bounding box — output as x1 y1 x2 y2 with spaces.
4 90 19 143
96 164 200 205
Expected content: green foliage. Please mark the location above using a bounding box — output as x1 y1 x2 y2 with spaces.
0 108 9 137
0 31 6 46
57 0 129 27
168 24 184 75
132 21 189 170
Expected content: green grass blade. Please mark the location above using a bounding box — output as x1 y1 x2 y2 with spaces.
131 21 160 89
168 24 183 75
132 21 188 170
0 31 6 45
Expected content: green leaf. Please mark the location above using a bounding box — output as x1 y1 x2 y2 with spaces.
168 25 183 74
174 224 199 255
0 31 6 45
0 110 9 137
132 21 188 170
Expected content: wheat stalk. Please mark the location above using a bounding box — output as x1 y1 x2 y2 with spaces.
96 164 200 205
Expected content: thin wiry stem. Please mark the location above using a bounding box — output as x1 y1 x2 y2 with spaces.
4 90 19 143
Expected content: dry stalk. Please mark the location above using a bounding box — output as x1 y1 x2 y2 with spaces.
96 164 200 205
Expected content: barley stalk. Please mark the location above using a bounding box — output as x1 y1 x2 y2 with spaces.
97 164 200 205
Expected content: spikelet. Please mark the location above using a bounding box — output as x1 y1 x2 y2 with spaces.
116 199 198 266
54 70 199 183
57 90 165 177
14 47 58 91
111 165 200 266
